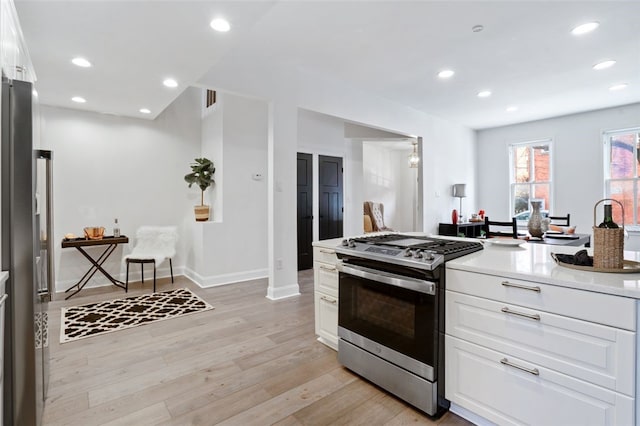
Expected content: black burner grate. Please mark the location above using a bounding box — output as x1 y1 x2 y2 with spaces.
350 234 482 260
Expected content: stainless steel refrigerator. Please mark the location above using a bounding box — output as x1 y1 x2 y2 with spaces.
1 76 52 425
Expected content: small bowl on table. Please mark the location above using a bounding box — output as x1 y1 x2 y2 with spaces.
84 226 105 240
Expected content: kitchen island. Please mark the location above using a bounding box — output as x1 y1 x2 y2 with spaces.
446 242 640 426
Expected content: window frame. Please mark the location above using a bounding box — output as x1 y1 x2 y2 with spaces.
603 127 640 228
508 138 554 224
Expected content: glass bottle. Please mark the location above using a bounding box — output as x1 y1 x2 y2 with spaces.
598 204 619 228
113 218 121 237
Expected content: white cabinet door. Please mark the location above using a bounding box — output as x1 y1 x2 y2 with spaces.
314 247 338 264
314 291 338 350
446 269 636 331
446 290 635 396
0 0 35 82
446 336 634 426
314 262 338 297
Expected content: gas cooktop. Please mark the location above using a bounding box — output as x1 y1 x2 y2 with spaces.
335 233 483 270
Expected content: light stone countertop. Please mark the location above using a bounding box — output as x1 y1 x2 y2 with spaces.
312 237 345 250
446 241 640 299
311 233 640 299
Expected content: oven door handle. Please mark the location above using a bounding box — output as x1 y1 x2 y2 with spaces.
337 262 436 295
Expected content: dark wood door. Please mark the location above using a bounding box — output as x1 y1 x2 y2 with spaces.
297 153 313 270
319 155 343 240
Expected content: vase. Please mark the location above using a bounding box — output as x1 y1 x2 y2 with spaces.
452 209 458 225
527 200 544 237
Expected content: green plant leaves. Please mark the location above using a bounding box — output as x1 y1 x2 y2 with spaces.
184 157 215 192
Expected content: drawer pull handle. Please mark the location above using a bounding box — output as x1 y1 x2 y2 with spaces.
500 358 540 376
501 307 540 321
319 249 336 254
319 265 336 271
320 295 337 305
501 281 541 293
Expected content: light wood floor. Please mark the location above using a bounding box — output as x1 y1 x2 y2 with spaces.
44 270 473 425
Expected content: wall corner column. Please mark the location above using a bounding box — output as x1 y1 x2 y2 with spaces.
267 101 300 300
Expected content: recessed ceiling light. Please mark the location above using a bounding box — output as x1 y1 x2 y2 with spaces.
472 25 484 33
163 78 178 88
609 83 629 91
71 96 86 103
438 69 455 79
506 106 518 112
210 18 231 32
593 60 616 70
139 108 151 114
477 90 492 98
571 22 599 35
71 57 92 67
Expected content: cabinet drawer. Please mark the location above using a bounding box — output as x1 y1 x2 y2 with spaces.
314 291 338 350
446 268 636 331
313 246 338 265
314 261 338 296
446 291 635 395
446 335 634 426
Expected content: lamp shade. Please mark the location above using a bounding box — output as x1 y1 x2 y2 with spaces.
452 183 467 198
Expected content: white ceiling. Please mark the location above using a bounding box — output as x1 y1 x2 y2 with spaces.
14 1 640 130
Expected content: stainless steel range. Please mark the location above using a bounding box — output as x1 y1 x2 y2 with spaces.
335 233 483 416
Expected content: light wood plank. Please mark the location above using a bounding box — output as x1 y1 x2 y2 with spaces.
43 271 472 426
100 402 171 426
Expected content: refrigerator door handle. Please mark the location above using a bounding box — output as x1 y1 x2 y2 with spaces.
0 293 7 305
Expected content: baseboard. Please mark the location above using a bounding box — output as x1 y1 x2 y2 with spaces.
266 283 300 300
183 267 268 288
449 402 496 426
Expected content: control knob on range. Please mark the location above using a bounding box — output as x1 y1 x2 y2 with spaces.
348 240 356 248
403 248 413 257
423 250 436 261
342 239 349 246
412 249 423 259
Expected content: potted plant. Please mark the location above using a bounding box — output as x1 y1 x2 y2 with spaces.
184 157 215 221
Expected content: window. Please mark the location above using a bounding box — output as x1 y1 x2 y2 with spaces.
604 128 640 226
509 139 552 221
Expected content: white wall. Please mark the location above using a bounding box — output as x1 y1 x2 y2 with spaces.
42 87 201 292
296 110 420 237
195 62 476 298
362 143 417 232
184 92 269 286
297 109 347 240
200 97 223 222
477 102 640 248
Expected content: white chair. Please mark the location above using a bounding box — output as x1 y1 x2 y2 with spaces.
124 226 178 293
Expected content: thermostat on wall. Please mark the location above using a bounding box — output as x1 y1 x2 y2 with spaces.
252 173 264 181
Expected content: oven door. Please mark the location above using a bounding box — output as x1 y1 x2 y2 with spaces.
337 261 438 381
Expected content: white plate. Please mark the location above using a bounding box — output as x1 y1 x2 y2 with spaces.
545 230 563 235
489 239 524 247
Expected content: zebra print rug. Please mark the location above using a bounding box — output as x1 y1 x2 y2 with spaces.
60 288 213 343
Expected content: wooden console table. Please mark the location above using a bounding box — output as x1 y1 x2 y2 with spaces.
61 236 129 300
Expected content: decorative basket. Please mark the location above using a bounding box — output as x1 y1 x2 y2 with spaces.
592 199 624 269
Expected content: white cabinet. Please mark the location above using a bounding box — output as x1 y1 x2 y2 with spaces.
0 0 36 82
446 336 634 426
313 246 339 350
446 268 637 425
